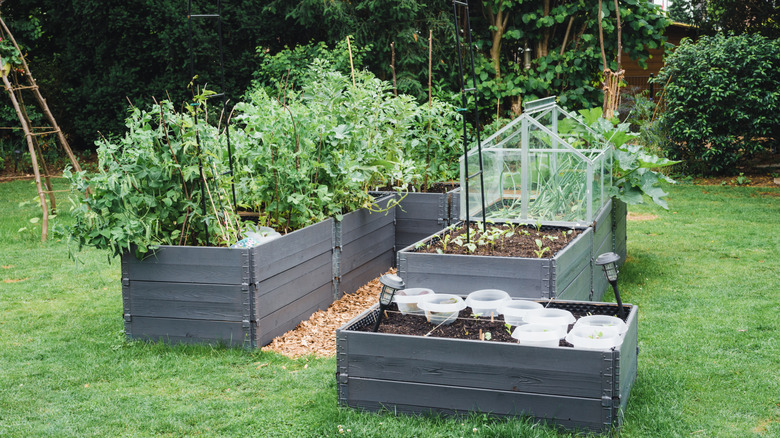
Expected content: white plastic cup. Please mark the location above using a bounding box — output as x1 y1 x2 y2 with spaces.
498 300 544 326
393 288 434 315
524 308 575 335
511 323 563 347
417 294 466 325
565 325 622 350
573 315 628 336
465 289 511 317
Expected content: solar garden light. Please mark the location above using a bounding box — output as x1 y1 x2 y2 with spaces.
372 273 405 332
595 252 626 319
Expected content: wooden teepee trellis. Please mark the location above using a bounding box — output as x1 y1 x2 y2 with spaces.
598 0 624 120
0 14 84 241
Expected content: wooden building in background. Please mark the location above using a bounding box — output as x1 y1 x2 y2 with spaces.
622 22 697 97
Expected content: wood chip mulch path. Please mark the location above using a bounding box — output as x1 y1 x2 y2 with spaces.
260 270 390 358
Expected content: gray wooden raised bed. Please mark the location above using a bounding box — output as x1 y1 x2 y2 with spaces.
393 186 460 251
122 218 336 348
336 195 396 297
372 185 460 252
397 200 622 301
336 299 638 433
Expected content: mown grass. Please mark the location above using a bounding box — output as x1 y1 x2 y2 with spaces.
1 178 778 437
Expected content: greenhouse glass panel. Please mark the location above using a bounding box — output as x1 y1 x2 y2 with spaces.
460 97 612 227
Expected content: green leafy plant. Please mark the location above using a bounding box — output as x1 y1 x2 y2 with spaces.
65 99 241 258
576 107 679 209
655 33 780 175
732 173 751 186
533 238 550 258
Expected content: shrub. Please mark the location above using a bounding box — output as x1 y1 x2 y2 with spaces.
656 33 780 175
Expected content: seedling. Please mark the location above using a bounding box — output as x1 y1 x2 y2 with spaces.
534 238 550 258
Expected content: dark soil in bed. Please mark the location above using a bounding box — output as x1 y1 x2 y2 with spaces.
358 303 613 347
413 223 582 258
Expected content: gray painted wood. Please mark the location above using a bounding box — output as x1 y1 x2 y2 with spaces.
253 219 333 281
123 246 249 284
255 252 333 318
337 300 639 432
398 248 551 298
342 378 607 431
127 316 250 347
552 228 592 297
555 264 592 301
125 281 247 320
338 249 394 298
398 224 594 299
342 331 609 398
256 282 333 346
612 199 627 265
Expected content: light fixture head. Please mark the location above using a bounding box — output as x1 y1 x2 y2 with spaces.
595 252 621 283
378 274 405 306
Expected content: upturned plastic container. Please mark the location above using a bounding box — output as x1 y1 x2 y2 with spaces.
498 300 544 326
511 323 564 347
524 308 575 335
573 315 628 336
465 289 511 317
417 294 466 325
393 288 434 315
565 325 622 350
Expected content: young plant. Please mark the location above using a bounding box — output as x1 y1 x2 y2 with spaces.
533 238 550 258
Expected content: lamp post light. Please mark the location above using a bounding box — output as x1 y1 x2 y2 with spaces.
372 273 406 332
595 252 626 319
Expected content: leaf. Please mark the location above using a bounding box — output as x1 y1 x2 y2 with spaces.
29 217 40 224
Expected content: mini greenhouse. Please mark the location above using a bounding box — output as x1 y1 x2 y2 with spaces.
460 97 613 227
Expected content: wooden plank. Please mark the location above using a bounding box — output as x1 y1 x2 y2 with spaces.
556 263 592 301
253 219 333 280
341 378 607 432
122 246 247 284
617 305 639 413
127 316 249 347
592 233 613 301
256 283 334 346
340 224 394 273
395 192 447 221
126 281 245 321
341 331 607 398
448 188 461 224
254 252 333 318
553 228 592 296
340 196 395 246
338 249 394 296
399 249 550 297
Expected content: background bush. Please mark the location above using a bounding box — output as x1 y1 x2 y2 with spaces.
656 33 780 175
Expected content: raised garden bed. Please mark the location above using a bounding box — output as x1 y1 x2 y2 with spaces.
336 299 638 432
373 184 460 252
122 197 398 347
398 199 623 301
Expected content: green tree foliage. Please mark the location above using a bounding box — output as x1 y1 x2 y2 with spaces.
263 0 458 100
3 0 285 150
655 33 780 175
674 0 780 38
1 0 669 152
471 0 669 115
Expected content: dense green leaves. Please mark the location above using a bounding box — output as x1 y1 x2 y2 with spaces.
64 100 236 258
656 33 780 174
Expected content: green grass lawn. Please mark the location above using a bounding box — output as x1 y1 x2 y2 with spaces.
1 178 778 437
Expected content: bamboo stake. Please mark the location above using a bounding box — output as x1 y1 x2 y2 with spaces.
390 41 398 97
1 62 48 241
428 30 433 106
0 16 83 175
346 35 356 87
